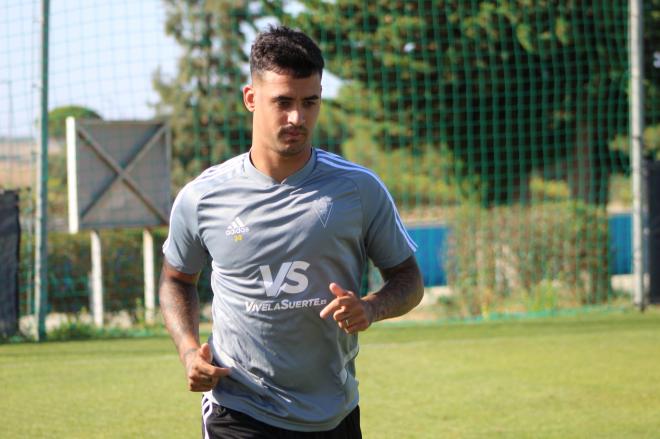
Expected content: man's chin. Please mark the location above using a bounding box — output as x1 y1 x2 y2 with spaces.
274 142 310 157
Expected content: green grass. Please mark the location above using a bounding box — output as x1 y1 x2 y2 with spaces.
2 309 660 438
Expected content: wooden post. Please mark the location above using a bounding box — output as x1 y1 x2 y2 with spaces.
90 230 104 327
143 228 155 325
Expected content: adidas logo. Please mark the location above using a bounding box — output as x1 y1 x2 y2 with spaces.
225 217 250 239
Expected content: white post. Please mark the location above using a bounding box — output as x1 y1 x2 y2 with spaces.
66 117 79 234
630 0 646 309
90 230 104 327
143 228 155 325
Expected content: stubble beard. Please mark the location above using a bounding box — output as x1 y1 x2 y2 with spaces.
274 129 310 157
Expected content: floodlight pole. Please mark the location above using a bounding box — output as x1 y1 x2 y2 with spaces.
630 0 646 310
34 0 50 340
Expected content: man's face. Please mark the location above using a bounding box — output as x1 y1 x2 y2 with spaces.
243 70 322 158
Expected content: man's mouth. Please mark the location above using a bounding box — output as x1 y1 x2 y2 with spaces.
281 130 305 138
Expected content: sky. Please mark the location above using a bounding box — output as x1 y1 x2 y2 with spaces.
2 0 178 137
0 0 337 138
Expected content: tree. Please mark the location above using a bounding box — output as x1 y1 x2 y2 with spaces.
45 106 102 227
283 0 655 206
48 105 101 140
153 0 263 189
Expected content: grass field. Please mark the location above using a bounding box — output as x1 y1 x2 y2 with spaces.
2 308 660 438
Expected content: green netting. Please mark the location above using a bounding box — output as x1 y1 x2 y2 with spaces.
1 0 658 332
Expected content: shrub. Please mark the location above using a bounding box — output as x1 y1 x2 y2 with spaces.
446 201 611 317
21 228 215 319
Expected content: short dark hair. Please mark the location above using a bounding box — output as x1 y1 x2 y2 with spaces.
250 25 324 79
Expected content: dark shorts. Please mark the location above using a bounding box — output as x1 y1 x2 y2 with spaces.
201 395 362 439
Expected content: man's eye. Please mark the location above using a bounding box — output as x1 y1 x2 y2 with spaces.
303 101 317 108
277 100 291 108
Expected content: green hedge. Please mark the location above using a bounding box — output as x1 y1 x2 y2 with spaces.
19 202 614 321
446 201 611 318
20 228 214 317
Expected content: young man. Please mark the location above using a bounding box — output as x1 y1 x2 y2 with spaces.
159 26 424 438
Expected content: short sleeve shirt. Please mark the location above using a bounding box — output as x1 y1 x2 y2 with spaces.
163 148 416 432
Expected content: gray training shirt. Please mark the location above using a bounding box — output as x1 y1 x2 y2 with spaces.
163 148 417 432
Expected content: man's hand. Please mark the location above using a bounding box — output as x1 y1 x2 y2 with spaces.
319 283 374 334
183 343 231 392
319 257 424 333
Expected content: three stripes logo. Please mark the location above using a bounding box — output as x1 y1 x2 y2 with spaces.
225 216 250 241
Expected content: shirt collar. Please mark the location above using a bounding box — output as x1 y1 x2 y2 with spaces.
243 148 317 187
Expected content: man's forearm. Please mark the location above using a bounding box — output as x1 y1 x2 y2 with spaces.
158 272 201 364
363 256 424 323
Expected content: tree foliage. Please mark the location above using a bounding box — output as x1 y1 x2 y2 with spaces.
154 0 659 205
281 0 657 206
153 0 263 188
48 105 101 140
46 105 101 225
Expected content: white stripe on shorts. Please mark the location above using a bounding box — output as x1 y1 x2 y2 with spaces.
201 394 212 439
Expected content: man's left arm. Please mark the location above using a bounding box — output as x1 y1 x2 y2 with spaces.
320 255 424 333
364 255 424 322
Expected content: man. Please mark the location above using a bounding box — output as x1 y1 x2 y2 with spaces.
159 25 424 438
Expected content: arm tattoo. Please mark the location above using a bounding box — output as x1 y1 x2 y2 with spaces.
158 266 201 361
366 256 424 323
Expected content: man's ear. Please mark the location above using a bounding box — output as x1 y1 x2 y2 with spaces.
243 84 255 112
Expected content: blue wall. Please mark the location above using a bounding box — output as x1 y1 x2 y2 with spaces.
408 213 632 287
407 226 450 287
608 213 632 275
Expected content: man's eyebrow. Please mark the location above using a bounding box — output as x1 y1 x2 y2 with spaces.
271 95 320 101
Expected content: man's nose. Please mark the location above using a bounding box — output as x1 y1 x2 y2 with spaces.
287 107 304 125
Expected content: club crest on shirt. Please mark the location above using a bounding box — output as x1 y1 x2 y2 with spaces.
313 196 333 228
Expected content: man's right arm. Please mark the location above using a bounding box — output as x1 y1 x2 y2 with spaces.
159 259 229 391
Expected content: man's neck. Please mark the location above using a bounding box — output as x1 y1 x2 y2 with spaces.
249 145 312 183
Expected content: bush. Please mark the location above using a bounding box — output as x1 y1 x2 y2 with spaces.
446 201 611 318
45 316 164 342
44 229 163 314
47 319 97 341
20 228 215 319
